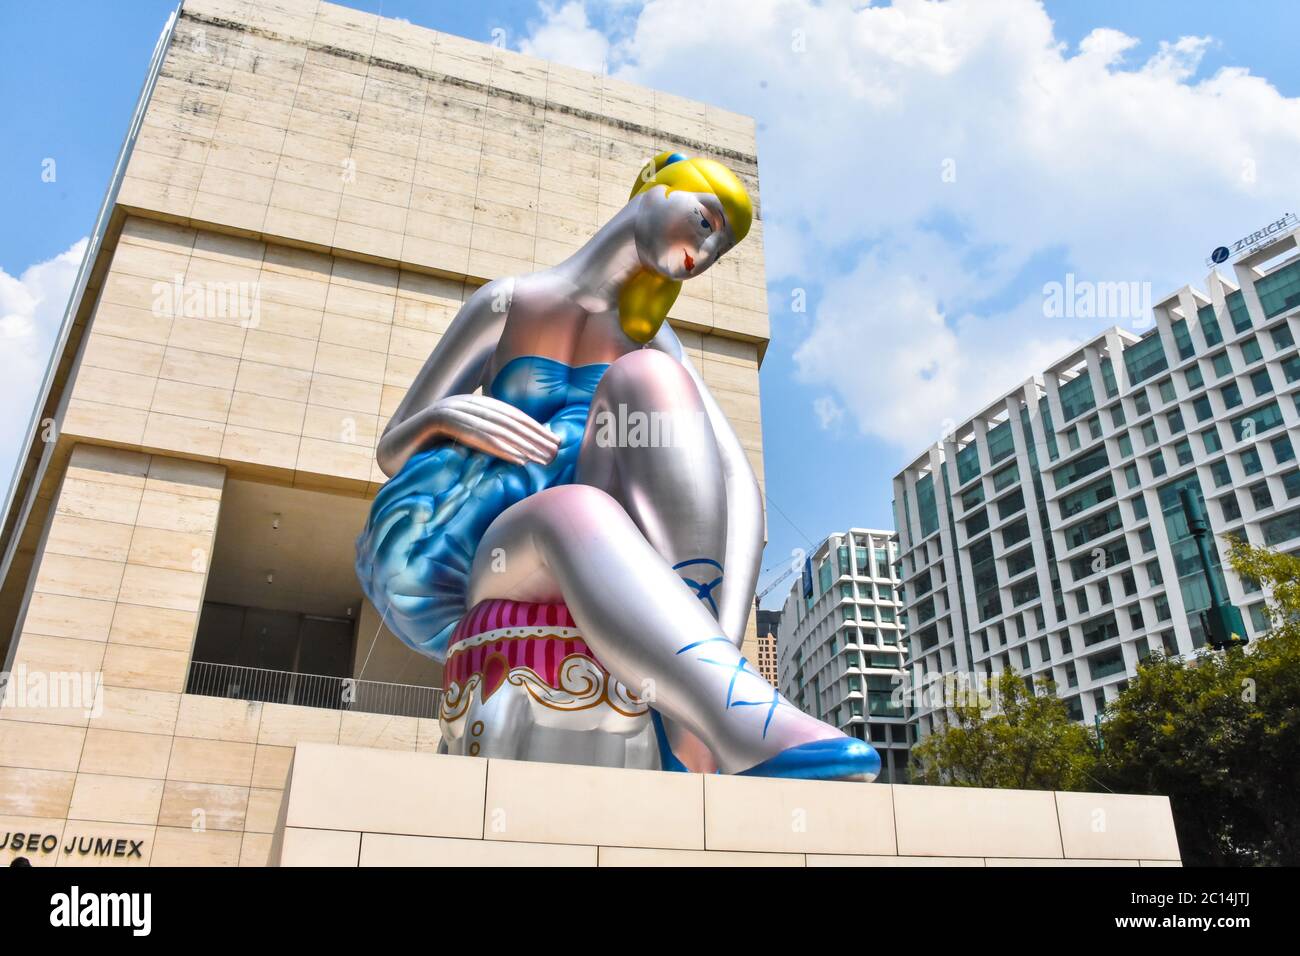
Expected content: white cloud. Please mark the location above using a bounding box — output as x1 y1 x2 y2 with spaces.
518 1 612 74
519 0 1300 451
0 239 86 490
812 394 846 431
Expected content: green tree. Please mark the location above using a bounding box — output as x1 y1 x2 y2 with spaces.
1097 537 1300 866
912 670 1098 790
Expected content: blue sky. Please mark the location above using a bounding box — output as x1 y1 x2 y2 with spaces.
3 0 1299 608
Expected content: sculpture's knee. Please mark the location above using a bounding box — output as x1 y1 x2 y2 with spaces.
530 483 628 535
600 349 700 411
469 485 633 606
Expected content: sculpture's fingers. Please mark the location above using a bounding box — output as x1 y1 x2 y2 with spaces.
468 395 560 448
441 409 532 464
450 407 555 463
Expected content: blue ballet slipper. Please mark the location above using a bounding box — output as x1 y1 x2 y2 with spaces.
737 738 881 782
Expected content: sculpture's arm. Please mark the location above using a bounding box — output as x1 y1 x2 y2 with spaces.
651 325 764 647
377 277 558 476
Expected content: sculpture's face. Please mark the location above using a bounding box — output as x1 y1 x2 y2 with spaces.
634 187 734 280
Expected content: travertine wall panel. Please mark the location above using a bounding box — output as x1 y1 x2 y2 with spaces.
272 744 1183 868
65 217 767 495
0 445 443 867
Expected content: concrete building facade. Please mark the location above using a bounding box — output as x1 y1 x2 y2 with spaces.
893 222 1300 736
775 530 911 782
0 0 770 866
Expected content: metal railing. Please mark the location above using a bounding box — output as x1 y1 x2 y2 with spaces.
185 661 442 720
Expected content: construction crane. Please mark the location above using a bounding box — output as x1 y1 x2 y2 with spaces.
753 563 800 612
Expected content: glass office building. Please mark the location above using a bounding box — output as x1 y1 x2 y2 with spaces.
775 529 912 781
893 225 1300 736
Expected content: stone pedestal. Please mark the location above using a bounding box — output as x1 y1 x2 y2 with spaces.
269 743 1181 866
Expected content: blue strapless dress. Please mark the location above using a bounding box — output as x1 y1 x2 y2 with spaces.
355 357 609 663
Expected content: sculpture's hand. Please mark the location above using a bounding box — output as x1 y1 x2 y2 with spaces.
428 394 559 466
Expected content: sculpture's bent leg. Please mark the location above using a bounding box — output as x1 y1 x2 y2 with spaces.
576 349 729 771
465 485 877 778
576 349 729 606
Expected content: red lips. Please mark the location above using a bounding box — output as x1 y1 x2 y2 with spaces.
684 252 695 272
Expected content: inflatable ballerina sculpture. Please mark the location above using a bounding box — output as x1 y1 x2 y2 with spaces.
356 152 878 781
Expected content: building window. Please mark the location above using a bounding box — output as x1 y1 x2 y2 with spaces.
1081 613 1119 646
1241 336 1263 365
1064 505 1123 549
996 489 1026 520
1070 540 1128 582
956 442 981 484
1226 289 1252 333
991 462 1019 491
1138 526 1156 552
1172 320 1195 360
1256 259 1300 317
1250 482 1273 511
916 473 939 538
1123 332 1170 385
1059 372 1097 421
1283 470 1300 500
1053 447 1110 490
1011 578 1040 607
1262 508 1300 545
1272 435 1296 465
1001 517 1032 547
1059 476 1115 518
1198 303 1224 346
1230 400 1284 442
1005 546 1036 578
1101 358 1119 397
987 419 1016 464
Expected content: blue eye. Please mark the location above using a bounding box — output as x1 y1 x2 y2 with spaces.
699 214 712 232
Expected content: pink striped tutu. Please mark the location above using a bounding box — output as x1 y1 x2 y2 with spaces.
444 599 610 700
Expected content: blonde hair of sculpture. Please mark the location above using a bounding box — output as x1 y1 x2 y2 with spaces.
618 152 753 344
